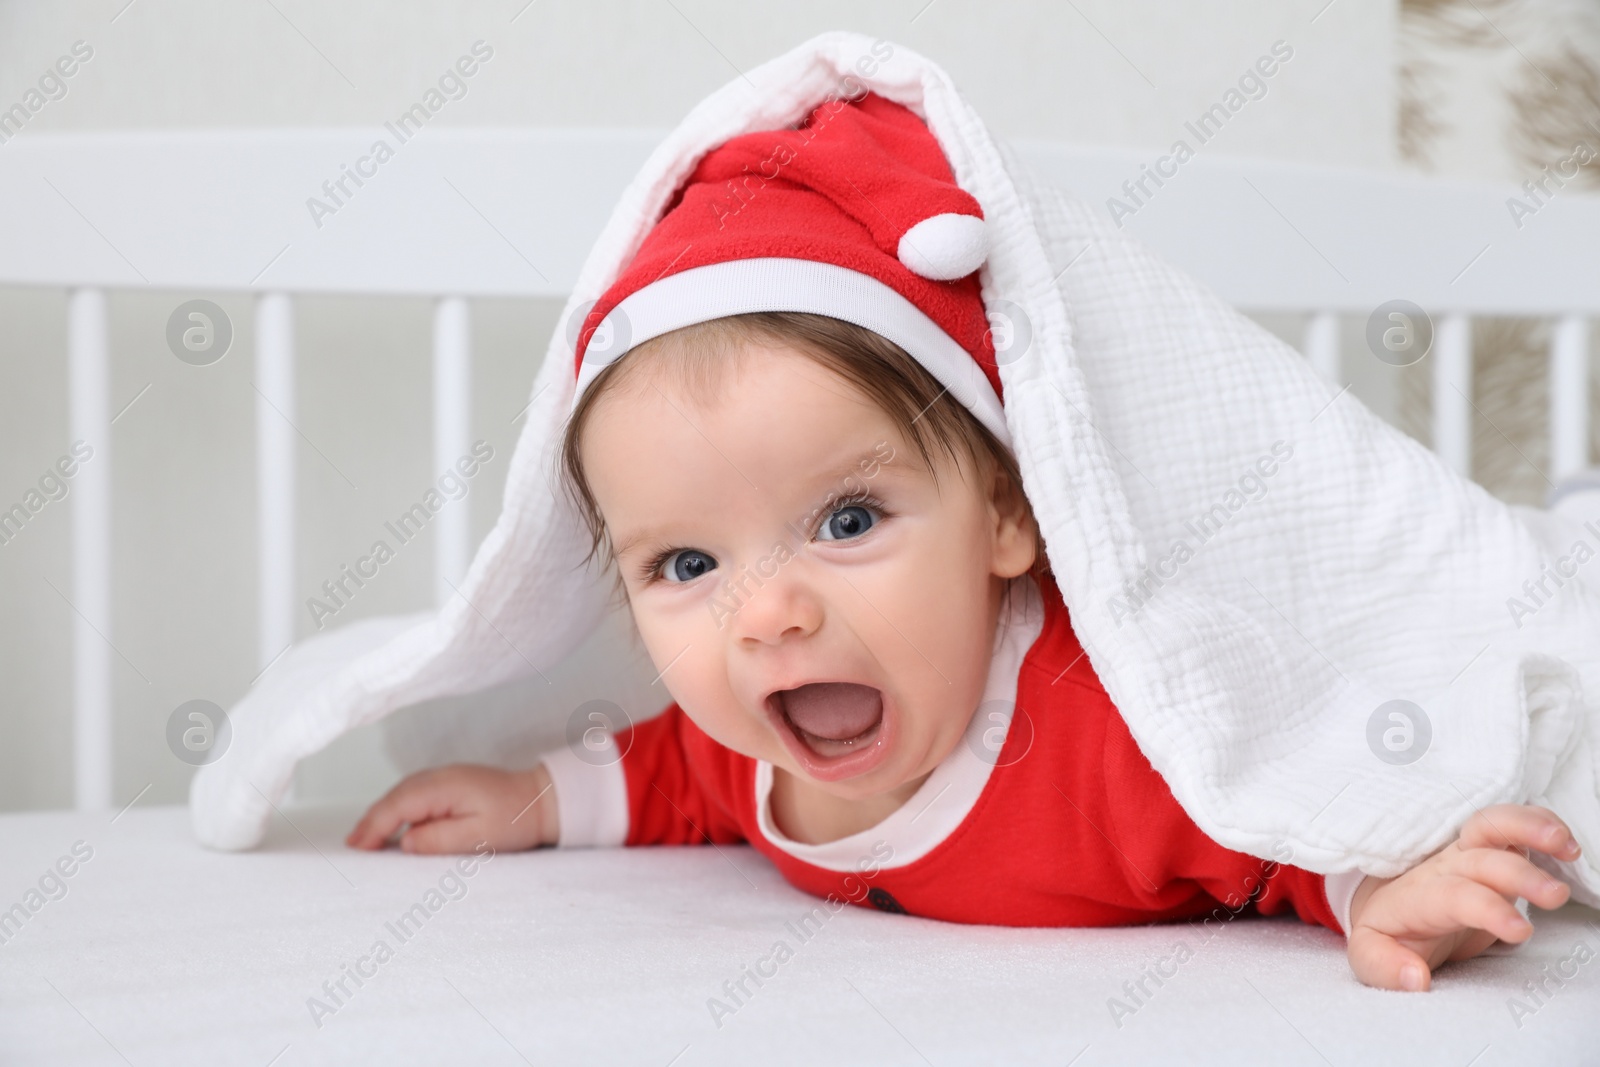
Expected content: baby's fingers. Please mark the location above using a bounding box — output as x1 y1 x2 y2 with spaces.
1348 926 1433 992
397 815 483 855
1454 846 1571 911
1459 804 1582 861
346 772 458 849
1433 876 1535 945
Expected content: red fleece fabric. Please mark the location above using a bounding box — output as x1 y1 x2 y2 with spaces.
572 91 1001 400
611 570 1342 933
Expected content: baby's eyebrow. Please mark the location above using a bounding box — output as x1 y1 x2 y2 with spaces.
834 443 896 476
781 444 913 521
799 443 906 495
609 441 906 559
611 526 664 561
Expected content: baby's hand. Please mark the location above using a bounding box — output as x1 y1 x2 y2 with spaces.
345 763 558 854
1346 803 1581 991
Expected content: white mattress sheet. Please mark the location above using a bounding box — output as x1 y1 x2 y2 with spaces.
2 804 1597 1065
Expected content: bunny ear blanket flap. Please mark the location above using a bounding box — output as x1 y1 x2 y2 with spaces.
190 31 1600 907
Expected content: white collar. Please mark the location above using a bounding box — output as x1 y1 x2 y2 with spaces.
753 574 1046 871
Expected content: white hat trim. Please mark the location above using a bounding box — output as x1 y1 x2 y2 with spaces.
575 257 1011 450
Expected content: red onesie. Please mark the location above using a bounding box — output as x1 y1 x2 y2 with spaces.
541 571 1361 936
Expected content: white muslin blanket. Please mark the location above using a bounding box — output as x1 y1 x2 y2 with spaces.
190 30 1600 907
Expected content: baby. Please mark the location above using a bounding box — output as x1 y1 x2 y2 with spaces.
344 91 1582 994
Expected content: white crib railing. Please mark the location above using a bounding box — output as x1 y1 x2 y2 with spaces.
1016 140 1600 483
3 131 1598 810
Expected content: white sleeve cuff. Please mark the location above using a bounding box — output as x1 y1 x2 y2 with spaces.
1323 870 1367 936
539 744 630 848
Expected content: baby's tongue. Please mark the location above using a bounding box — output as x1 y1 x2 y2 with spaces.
779 683 883 746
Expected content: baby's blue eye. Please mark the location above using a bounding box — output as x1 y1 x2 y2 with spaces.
818 504 876 542
662 549 716 583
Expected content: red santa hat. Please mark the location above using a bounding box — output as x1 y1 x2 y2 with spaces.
569 89 1010 447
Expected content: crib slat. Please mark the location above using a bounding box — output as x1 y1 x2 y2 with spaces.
1301 311 1340 384
1550 315 1591 481
1432 313 1472 477
256 294 296 672
68 288 113 811
433 297 472 606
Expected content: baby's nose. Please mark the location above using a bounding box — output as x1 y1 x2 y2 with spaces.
724 573 823 646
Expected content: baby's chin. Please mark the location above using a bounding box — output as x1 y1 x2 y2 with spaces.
768 741 947 810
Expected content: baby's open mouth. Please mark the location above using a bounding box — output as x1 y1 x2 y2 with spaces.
772 682 885 759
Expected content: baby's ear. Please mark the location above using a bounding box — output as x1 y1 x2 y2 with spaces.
987 462 1038 579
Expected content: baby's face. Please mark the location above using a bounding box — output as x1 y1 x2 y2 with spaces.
582 341 1034 803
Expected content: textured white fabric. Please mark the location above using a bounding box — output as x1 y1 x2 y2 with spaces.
752 573 1045 871
993 148 1600 896
189 32 1600 915
11 806 1598 1063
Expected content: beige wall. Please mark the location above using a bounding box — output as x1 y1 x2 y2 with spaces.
1 0 1397 163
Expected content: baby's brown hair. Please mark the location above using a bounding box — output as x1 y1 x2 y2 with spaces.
558 310 1045 590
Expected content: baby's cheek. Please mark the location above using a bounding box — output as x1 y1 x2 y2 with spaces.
914 561 1002 713
892 542 992 658
637 624 767 756
846 549 992 725
678 683 771 761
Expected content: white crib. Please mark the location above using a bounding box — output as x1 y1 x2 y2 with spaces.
2 129 1597 812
